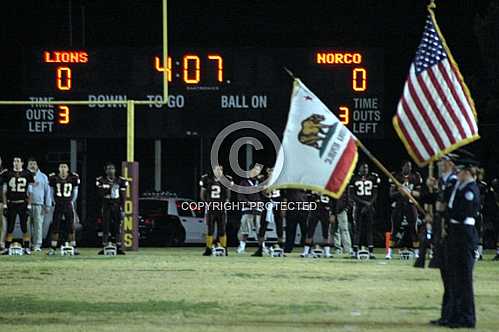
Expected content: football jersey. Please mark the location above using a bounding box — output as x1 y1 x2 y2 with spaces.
266 189 281 202
350 173 381 201
49 172 80 204
282 189 310 203
390 171 422 204
2 169 35 202
311 191 334 210
199 174 232 202
96 176 128 200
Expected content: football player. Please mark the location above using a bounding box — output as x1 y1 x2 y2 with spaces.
253 167 284 256
349 163 380 259
388 160 422 259
301 192 334 257
47 163 80 255
262 167 285 248
1 157 35 254
199 165 232 256
237 165 264 255
283 189 310 253
96 162 128 255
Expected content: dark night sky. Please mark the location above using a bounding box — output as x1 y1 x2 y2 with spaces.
1 0 498 190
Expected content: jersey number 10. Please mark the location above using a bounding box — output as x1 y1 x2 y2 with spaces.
56 183 73 197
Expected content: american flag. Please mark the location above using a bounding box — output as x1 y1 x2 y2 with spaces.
393 15 479 166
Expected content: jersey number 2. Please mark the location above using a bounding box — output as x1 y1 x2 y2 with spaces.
210 185 221 199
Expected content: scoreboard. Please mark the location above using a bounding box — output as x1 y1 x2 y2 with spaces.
2 48 384 138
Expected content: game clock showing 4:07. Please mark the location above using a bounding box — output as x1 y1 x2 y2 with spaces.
12 48 383 138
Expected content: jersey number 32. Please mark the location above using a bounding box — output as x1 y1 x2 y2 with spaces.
355 180 373 196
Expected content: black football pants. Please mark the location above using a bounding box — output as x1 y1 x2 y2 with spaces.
258 207 283 241
6 202 29 234
207 211 226 237
306 207 330 244
284 210 308 253
353 205 374 249
102 202 122 245
51 202 75 243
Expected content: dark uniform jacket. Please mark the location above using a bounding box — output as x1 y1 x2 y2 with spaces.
310 192 335 211
448 180 480 225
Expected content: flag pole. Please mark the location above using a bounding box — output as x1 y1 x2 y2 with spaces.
427 0 436 11
426 162 435 217
283 67 296 79
356 140 426 215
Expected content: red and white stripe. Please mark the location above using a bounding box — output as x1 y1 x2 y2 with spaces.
325 137 357 193
395 58 478 165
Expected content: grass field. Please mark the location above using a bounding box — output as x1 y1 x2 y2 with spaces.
0 248 498 332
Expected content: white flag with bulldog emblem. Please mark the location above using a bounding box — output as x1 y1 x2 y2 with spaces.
270 79 358 198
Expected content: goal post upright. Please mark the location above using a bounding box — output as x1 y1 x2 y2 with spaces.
127 100 135 162
163 0 168 103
